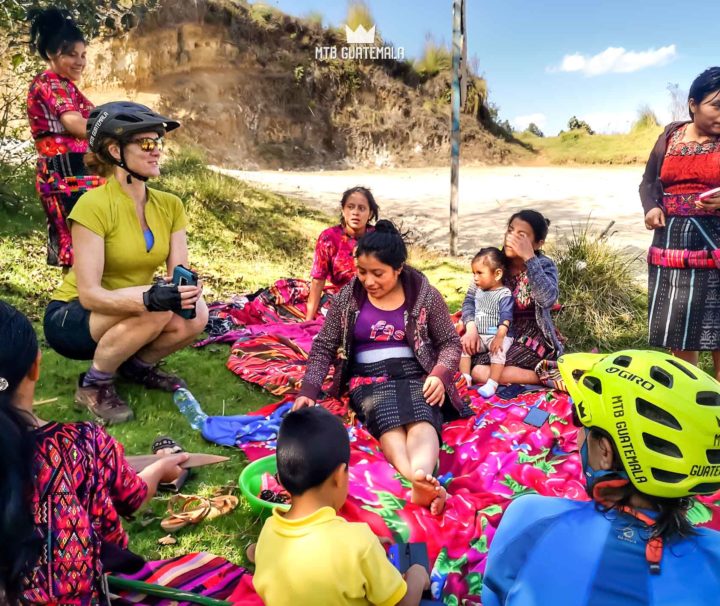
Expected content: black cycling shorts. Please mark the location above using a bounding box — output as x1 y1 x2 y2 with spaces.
44 299 97 360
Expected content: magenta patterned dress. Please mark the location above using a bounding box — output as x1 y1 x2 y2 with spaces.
21 422 147 605
27 70 103 267
310 225 373 290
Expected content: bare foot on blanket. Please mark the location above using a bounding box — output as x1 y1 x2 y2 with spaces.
411 469 446 514
430 486 447 516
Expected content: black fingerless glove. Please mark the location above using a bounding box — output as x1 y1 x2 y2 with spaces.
143 283 183 312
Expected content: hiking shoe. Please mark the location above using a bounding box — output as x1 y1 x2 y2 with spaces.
118 361 187 392
74 375 134 425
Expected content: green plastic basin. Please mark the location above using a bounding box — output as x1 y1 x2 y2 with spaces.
239 454 290 519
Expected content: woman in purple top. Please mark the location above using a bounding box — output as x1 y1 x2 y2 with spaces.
294 220 472 514
305 187 379 321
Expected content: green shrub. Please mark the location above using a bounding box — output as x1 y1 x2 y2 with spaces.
346 0 374 32
549 225 646 352
631 105 660 132
415 35 451 78
249 2 280 27
567 115 595 135
526 122 544 137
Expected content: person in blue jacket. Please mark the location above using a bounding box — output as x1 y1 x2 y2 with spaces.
483 349 720 606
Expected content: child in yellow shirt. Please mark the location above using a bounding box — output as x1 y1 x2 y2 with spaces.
253 407 430 606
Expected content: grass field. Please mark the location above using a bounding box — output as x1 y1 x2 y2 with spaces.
0 147 654 567
518 124 663 165
0 149 474 566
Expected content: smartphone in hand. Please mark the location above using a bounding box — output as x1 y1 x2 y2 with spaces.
172 264 198 319
698 186 720 201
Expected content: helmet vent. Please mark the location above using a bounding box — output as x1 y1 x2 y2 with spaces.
696 391 720 407
642 433 682 458
650 468 687 483
706 449 720 464
613 355 632 368
636 398 682 430
583 376 602 394
665 358 697 380
649 366 673 388
116 113 143 123
691 482 720 494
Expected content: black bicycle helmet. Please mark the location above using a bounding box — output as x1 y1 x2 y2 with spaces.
86 101 180 182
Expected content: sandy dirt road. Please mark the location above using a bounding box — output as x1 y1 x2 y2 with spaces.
221 165 653 261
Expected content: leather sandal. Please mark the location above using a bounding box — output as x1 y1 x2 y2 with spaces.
206 495 239 522
160 495 211 533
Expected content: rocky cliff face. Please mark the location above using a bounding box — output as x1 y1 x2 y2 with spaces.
82 1 520 169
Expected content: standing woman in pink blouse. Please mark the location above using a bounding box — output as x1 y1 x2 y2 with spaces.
305 186 379 320
26 8 102 268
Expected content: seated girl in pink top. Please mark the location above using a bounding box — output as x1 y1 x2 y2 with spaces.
305 187 379 320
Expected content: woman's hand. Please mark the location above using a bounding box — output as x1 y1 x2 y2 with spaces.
179 281 203 310
292 396 316 411
644 207 666 230
146 453 189 484
165 276 203 310
505 232 536 261
461 321 481 355
697 193 720 211
423 376 445 406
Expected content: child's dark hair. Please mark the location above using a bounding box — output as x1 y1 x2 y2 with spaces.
508 209 551 243
472 247 507 272
688 67 720 119
355 219 407 270
0 302 41 602
277 407 350 496
28 7 85 60
340 186 379 225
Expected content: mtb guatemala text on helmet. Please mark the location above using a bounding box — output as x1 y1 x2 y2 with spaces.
558 349 720 498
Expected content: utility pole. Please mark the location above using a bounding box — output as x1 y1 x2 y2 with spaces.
450 0 466 256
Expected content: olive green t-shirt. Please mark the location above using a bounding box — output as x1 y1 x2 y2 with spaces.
53 176 188 302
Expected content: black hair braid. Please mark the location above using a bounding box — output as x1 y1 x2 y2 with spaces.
28 7 85 60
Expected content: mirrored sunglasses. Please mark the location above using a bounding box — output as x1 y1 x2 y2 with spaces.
130 137 164 152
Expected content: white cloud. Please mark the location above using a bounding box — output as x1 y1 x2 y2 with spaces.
552 44 677 76
578 111 637 134
511 113 547 131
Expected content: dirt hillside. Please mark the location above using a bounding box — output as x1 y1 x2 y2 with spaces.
81 0 523 169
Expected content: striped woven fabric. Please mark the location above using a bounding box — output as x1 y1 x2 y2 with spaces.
664 193 720 217
647 245 719 269
112 552 257 605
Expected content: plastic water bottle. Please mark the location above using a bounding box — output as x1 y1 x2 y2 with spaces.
173 388 208 431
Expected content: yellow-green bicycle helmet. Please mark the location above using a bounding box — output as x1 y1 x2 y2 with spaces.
558 349 720 498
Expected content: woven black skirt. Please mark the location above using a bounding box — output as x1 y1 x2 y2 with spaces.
349 357 446 440
648 216 720 350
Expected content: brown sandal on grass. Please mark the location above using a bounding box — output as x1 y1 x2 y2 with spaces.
206 495 239 521
160 495 211 533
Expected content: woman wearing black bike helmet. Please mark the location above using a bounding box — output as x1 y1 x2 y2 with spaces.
43 102 208 424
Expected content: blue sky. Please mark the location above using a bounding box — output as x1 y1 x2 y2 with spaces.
256 0 718 135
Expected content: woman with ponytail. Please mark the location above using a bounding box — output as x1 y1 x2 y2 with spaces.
293 220 472 515
26 7 102 267
0 302 187 605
